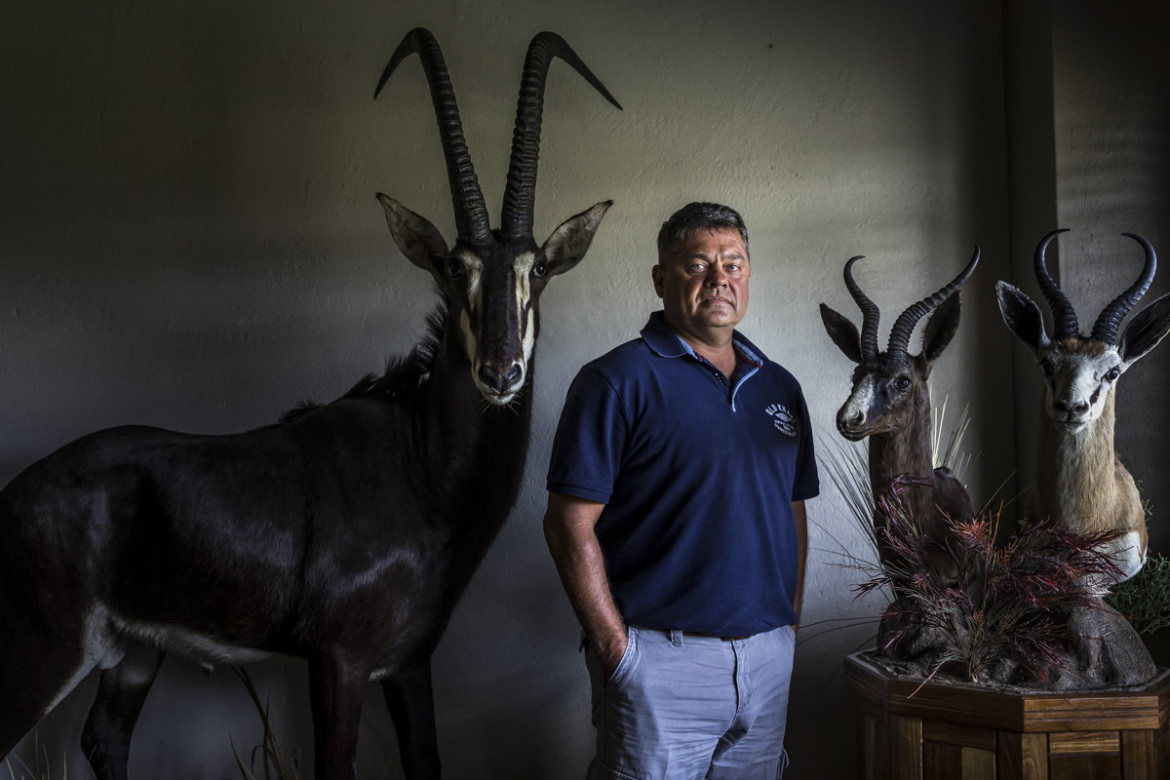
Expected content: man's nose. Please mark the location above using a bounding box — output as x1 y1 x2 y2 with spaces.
705 266 728 285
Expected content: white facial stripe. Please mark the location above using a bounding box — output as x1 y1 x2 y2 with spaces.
460 308 478 367
458 250 484 314
514 252 536 367
844 375 878 421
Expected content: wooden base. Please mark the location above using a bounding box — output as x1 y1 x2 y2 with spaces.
845 651 1170 780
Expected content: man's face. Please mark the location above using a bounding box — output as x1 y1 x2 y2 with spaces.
653 227 751 338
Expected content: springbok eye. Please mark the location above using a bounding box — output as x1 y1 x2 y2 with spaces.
893 376 912 392
1040 359 1054 377
444 257 463 279
1105 367 1121 381
532 260 550 279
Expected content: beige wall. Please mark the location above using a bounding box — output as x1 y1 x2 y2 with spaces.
3 1 1165 778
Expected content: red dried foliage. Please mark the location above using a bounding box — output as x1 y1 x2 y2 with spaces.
856 476 1122 684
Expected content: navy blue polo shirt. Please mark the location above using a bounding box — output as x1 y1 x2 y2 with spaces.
547 311 819 636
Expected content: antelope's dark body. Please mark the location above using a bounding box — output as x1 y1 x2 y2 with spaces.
0 27 617 780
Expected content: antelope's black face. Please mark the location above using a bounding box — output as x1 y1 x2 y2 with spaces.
837 353 926 441
444 238 551 403
379 194 611 406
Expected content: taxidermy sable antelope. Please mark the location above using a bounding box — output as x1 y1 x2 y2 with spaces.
820 249 979 581
997 229 1170 590
0 28 619 780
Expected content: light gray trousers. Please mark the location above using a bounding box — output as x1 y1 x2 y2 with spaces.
584 624 796 780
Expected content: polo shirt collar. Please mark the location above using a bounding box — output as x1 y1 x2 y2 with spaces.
640 310 767 367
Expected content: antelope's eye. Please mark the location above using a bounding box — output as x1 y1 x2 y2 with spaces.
1105 367 1121 381
532 260 550 279
1040 360 1054 376
444 258 463 279
893 376 912 391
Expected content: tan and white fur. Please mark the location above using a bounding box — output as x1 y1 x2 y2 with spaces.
998 230 1170 590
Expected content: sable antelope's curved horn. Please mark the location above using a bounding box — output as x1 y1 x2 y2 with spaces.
887 246 980 355
1033 229 1079 339
1092 233 1157 345
500 32 622 239
375 28 492 243
843 256 881 359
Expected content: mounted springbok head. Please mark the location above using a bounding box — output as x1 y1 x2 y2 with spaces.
997 229 1170 588
820 248 979 580
0 28 618 780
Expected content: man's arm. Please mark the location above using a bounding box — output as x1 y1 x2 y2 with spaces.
543 491 628 678
792 500 808 623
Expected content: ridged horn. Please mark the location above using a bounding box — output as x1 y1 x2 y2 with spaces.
375 28 492 243
843 256 881 359
1091 233 1157 345
887 246 980 355
500 32 622 239
1033 229 1079 339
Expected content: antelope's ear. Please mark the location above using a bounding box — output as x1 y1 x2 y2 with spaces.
820 303 863 363
922 292 961 364
541 200 613 276
377 193 450 274
1121 293 1170 366
997 281 1050 351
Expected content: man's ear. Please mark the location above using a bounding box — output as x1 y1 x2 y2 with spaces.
541 200 613 276
652 263 665 299
377 193 450 275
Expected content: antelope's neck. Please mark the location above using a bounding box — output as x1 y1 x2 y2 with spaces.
416 321 534 528
1035 391 1117 523
867 393 936 506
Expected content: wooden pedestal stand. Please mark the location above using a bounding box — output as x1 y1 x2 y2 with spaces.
845 651 1170 780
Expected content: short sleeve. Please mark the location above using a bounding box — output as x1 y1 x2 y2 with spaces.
791 384 820 501
546 366 627 504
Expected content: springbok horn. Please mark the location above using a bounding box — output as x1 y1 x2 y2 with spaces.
500 32 622 239
1033 229 1079 339
1091 233 1157 345
843 256 881 359
375 28 492 243
887 246 981 356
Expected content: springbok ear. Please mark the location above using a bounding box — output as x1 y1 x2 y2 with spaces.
377 193 450 273
921 292 961 364
997 281 1050 352
541 200 613 276
1121 293 1170 366
819 304 863 363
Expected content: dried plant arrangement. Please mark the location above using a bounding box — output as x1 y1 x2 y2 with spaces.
856 477 1123 687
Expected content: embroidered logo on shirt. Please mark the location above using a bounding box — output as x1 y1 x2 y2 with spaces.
765 403 797 437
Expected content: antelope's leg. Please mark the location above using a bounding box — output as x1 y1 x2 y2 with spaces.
81 645 165 780
0 603 93 759
308 652 367 780
381 659 440 780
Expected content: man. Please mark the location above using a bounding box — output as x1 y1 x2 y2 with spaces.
544 202 819 779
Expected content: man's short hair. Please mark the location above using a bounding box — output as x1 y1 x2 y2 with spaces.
656 202 749 264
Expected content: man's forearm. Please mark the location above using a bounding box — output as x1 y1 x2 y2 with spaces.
543 494 627 668
792 500 808 622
